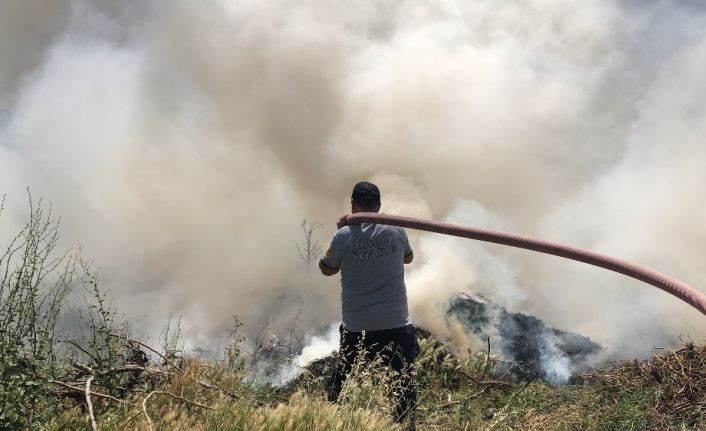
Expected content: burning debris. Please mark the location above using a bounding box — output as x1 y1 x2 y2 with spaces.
282 293 602 389
447 293 601 383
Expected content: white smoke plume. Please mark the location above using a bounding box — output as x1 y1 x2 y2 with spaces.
1 0 705 360
276 323 340 385
539 332 573 385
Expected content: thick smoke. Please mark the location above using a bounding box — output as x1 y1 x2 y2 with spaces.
1 0 705 358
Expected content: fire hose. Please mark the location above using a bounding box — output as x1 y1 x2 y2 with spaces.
344 213 706 317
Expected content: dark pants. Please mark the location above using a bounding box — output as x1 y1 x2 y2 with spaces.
327 324 418 423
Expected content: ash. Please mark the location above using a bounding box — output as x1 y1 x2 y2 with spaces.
448 293 601 383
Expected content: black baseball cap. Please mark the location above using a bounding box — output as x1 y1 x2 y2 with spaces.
351 181 381 204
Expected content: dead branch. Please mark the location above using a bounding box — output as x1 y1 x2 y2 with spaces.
74 362 94 375
119 410 145 430
49 380 129 404
73 361 163 377
108 332 180 370
146 391 213 410
142 391 155 431
75 359 239 401
85 376 97 431
142 389 213 431
194 378 239 399
470 378 514 388
61 340 101 364
484 373 538 430
481 336 491 379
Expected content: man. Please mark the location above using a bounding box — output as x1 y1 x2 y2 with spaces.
319 181 417 426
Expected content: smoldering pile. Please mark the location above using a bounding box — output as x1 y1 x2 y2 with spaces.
447 293 601 383
282 293 601 392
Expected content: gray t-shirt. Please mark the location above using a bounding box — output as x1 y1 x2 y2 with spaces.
321 222 413 332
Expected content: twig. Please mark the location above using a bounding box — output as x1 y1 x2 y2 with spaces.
484 373 538 430
438 386 491 409
81 359 238 400
74 362 95 375
85 376 98 431
142 389 213 431
468 385 491 400
142 391 155 431
49 380 128 404
115 385 146 393
74 361 165 378
470 377 514 388
93 361 237 398
98 365 153 376
146 391 213 410
194 378 239 399
108 332 182 371
61 340 101 364
119 410 145 429
482 336 491 378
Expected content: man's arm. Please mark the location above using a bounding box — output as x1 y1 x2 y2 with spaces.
320 223 347 276
403 251 414 264
319 259 340 276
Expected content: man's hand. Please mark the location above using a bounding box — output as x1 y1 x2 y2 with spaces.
336 214 349 230
319 260 340 276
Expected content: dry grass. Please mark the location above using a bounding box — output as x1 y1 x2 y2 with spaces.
43 335 706 431
580 342 706 429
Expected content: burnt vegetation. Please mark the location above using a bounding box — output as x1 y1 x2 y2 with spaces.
1 196 705 430
448 293 601 382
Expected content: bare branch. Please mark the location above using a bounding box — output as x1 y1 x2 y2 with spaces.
107 332 181 371
141 390 212 431
142 391 155 431
59 340 100 363
146 390 213 410
194 379 239 399
48 380 129 404
85 376 98 431
73 361 95 375
295 219 322 269
118 410 145 430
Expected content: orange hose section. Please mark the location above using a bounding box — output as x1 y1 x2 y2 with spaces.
345 213 706 317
